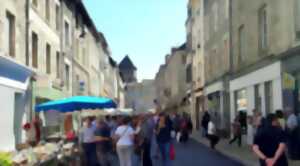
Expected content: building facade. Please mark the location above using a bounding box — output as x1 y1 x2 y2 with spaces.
0 0 124 150
229 0 300 143
154 44 190 113
202 0 231 135
183 0 300 140
187 0 206 130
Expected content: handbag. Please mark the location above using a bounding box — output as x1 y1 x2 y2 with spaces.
169 143 175 160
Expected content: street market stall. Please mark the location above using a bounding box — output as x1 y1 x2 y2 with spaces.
10 96 117 166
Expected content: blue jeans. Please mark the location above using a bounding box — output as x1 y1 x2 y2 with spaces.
158 142 172 166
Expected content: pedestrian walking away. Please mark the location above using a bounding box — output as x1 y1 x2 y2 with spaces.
94 119 113 166
229 116 242 147
135 115 154 166
207 118 219 149
201 111 210 137
155 113 173 166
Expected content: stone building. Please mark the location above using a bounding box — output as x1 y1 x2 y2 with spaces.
0 0 124 150
154 44 189 113
229 0 300 131
154 64 167 111
203 0 231 135
0 0 33 150
125 79 156 113
186 0 206 130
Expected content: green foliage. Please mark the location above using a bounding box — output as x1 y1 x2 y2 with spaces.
0 152 13 166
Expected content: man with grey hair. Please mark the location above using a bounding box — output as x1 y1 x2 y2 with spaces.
286 108 299 159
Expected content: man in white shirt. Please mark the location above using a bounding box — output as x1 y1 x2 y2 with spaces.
287 111 298 131
80 117 97 166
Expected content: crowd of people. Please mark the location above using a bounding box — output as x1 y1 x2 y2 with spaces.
201 108 300 166
79 112 193 166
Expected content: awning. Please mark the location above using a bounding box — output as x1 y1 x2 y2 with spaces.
35 96 117 113
35 87 66 101
0 56 34 90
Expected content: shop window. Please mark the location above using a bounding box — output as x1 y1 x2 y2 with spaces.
46 44 51 74
32 32 38 68
235 89 247 112
265 81 273 114
6 11 15 57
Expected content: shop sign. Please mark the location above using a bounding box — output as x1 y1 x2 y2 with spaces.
282 73 295 90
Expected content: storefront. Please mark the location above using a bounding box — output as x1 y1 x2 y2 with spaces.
282 54 300 114
205 81 229 133
0 56 34 151
229 61 283 144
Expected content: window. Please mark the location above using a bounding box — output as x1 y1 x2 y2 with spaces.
259 5 268 51
32 0 38 7
45 0 50 21
32 32 38 68
56 4 60 31
46 44 51 74
238 25 246 63
64 21 70 46
214 3 218 31
186 64 192 83
265 81 273 114
65 64 70 90
56 52 60 78
295 0 300 39
6 11 15 57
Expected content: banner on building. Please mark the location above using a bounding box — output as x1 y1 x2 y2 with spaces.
282 72 296 90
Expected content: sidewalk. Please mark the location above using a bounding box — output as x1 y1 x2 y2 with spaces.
191 132 300 166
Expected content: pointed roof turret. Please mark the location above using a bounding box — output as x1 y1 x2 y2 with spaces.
119 55 137 70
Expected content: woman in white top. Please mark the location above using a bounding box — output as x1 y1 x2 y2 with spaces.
207 119 219 149
114 116 135 166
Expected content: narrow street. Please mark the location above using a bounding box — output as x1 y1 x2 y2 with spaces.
151 139 244 166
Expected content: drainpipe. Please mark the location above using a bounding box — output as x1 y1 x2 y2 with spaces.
25 0 30 66
229 0 233 74
25 0 33 120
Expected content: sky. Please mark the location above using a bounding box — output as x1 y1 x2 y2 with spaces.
83 0 188 81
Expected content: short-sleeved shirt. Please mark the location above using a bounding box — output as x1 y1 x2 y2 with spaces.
254 126 288 166
94 126 111 151
115 125 134 146
81 126 95 143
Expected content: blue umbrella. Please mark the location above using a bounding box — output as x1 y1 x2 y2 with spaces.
35 96 117 113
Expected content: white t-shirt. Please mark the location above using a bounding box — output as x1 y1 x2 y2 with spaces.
115 125 134 146
80 126 95 143
208 121 216 135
